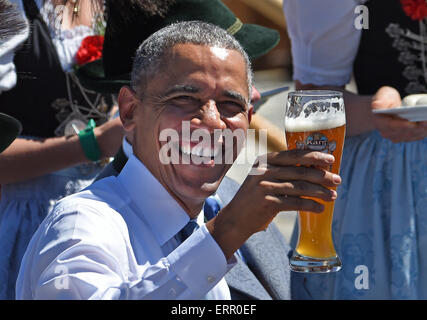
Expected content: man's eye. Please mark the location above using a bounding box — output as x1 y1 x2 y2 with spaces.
169 96 200 112
219 101 245 114
173 96 196 102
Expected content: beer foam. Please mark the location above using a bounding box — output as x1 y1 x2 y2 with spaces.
285 97 346 132
285 115 345 132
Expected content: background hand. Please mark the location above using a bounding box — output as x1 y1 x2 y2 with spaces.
94 117 125 159
372 86 427 143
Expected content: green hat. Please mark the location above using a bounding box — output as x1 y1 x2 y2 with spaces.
0 113 22 153
76 0 280 94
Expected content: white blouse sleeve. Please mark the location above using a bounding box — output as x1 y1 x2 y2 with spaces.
283 0 364 86
0 0 29 93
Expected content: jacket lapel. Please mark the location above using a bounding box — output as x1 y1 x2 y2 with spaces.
239 224 291 300
215 176 291 300
225 253 272 300
224 225 291 300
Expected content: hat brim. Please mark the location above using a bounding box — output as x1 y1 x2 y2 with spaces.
75 59 130 94
234 23 280 61
76 23 280 94
0 113 22 153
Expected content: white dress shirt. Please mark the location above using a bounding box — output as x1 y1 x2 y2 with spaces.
122 137 134 159
16 154 236 299
283 0 366 86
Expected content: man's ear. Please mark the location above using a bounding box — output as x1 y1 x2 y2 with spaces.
248 105 253 124
118 86 139 132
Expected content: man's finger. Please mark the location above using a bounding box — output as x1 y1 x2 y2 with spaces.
267 149 335 168
265 165 341 187
261 180 337 201
266 194 324 213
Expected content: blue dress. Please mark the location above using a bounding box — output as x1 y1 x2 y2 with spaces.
291 131 427 299
0 163 102 299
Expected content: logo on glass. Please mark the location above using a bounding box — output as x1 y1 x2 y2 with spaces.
296 132 337 154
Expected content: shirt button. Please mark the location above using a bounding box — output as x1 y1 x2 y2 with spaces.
207 276 215 283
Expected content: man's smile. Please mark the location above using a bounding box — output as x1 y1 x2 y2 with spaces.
169 139 224 167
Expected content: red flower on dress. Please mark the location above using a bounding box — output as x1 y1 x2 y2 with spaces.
401 0 427 21
75 35 104 66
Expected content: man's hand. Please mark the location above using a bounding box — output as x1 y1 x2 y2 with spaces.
372 86 427 143
206 150 341 259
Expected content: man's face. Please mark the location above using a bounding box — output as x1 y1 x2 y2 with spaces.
120 43 250 214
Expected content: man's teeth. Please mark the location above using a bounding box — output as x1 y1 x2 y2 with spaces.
180 145 220 158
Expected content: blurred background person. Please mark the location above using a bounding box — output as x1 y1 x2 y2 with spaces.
283 0 427 299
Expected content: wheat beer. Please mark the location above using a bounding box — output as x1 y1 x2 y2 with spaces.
286 91 345 273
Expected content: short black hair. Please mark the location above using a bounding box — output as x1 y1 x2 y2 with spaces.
131 21 252 99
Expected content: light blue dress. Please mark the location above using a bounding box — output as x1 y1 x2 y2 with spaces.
0 163 101 299
291 131 427 300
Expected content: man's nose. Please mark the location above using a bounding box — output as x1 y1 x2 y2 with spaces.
194 100 226 132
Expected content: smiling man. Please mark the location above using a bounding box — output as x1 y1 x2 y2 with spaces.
16 21 341 300
123 39 252 215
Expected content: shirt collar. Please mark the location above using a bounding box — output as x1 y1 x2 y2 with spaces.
122 137 133 159
117 154 190 245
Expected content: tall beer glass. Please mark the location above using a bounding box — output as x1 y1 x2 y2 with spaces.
286 90 345 273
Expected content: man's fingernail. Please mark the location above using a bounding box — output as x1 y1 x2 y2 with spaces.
325 155 335 163
333 174 341 184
